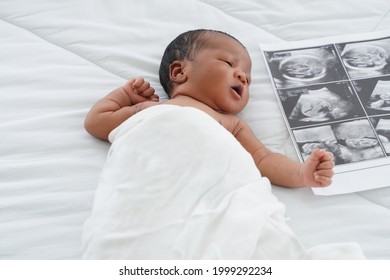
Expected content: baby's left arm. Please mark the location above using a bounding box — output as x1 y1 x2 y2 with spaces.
232 118 334 188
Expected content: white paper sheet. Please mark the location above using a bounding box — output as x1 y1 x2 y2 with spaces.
260 30 390 195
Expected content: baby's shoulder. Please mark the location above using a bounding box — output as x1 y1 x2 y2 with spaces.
216 113 242 134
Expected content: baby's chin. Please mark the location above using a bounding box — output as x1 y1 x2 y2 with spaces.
218 106 246 115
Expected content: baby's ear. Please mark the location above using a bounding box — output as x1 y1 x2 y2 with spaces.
169 60 187 84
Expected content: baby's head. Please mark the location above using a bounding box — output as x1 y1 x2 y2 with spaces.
159 29 252 114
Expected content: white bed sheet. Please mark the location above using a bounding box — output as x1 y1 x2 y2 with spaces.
0 0 389 259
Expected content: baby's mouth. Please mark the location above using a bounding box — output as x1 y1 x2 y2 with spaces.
231 86 242 97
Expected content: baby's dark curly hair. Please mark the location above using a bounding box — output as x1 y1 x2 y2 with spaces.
159 29 245 98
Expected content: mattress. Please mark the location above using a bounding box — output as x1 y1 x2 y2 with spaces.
0 0 389 259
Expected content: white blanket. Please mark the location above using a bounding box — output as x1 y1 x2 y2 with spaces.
82 105 364 259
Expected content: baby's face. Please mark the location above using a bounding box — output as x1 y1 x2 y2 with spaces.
183 33 252 114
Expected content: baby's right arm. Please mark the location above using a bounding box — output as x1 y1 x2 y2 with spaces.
84 78 159 141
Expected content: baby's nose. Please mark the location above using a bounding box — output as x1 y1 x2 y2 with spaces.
235 70 247 84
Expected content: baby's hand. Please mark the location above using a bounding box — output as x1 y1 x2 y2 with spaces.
300 149 335 187
122 77 159 104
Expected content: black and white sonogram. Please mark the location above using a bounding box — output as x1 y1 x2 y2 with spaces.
278 83 365 128
264 45 348 89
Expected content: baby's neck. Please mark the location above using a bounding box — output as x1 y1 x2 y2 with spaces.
165 95 207 109
163 94 224 118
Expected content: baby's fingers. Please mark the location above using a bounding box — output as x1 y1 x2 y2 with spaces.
134 80 155 97
321 151 334 161
310 149 333 161
131 77 145 89
132 77 148 91
313 168 334 187
317 159 335 170
315 168 334 179
313 173 333 187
